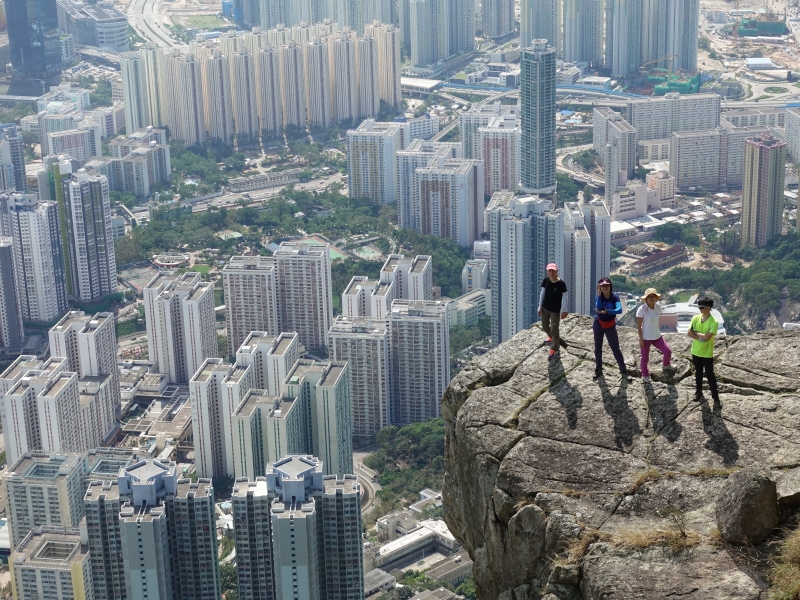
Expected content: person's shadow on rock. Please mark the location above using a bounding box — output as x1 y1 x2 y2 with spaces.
699 396 739 466
597 376 642 451
643 382 682 442
548 355 583 430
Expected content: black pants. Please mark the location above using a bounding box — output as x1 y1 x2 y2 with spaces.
692 355 718 399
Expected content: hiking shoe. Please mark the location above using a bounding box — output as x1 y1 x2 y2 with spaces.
545 337 552 343
642 376 651 383
621 373 632 382
663 364 676 373
693 391 704 402
593 369 602 380
548 349 558 360
712 396 721 405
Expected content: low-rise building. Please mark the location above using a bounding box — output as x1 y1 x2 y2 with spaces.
426 553 473 587
630 244 688 275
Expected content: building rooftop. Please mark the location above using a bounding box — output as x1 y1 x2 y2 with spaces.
12 527 88 567
426 553 473 581
322 474 359 495
318 363 346 388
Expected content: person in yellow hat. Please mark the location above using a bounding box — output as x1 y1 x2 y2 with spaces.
636 288 674 383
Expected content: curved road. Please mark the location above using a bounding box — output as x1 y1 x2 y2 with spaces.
127 0 178 48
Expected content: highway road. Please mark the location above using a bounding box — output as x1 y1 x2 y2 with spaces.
127 0 178 48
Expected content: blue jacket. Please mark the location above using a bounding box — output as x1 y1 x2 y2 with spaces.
595 293 622 323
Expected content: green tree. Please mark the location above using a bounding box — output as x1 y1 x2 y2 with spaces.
90 80 113 107
583 184 594 200
219 563 238 598
456 577 478 600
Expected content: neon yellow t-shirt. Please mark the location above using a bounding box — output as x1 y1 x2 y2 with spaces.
690 314 718 358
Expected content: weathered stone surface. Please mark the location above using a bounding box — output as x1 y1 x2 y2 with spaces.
443 316 800 599
716 467 780 544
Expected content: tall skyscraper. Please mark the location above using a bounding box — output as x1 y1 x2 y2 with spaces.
328 316 391 441
57 167 117 303
6 193 68 323
482 0 514 39
232 50 260 143
10 527 93 600
255 46 283 138
388 300 450 425
605 0 642 76
223 256 279 357
273 243 333 355
304 37 334 129
582 199 611 289
331 30 360 124
477 111 521 196
347 119 405 203
164 51 206 147
519 41 557 196
120 52 150 134
520 0 559 50
357 35 380 118
382 254 433 301
232 456 364 600
0 238 23 349
409 0 439 67
564 0 603 64
205 51 235 143
143 271 218 384
741 134 787 248
280 41 307 129
364 23 402 106
0 124 26 192
5 0 62 78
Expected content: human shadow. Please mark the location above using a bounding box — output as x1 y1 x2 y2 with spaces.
699 396 739 466
547 354 583 430
597 375 642 451
642 382 683 443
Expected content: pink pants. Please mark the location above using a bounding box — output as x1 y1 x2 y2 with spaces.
640 336 672 377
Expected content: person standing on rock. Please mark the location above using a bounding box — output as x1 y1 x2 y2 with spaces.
636 288 675 383
538 263 568 360
688 297 720 404
593 277 632 382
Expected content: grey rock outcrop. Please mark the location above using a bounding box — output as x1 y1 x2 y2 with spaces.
715 467 780 544
443 316 800 600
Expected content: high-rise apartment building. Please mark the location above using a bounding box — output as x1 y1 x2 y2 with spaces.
255 46 283 138
605 0 641 76
562 202 592 315
120 51 150 134
388 300 450 425
461 102 516 160
593 107 636 179
223 256 279 357
6 193 68 323
347 119 405 203
331 30 360 124
190 359 255 478
741 134 787 248
0 124 26 192
365 22 402 107
382 254 433 301
356 35 380 119
483 0 514 39
3 452 87 548
340 276 395 319
143 271 218 384
581 199 611 289
83 459 220 600
281 41 307 129
10 526 93 600
205 51 235 143
519 41 557 196
0 239 23 349
57 167 117 303
164 51 206 147
520 0 559 50
462 259 489 294
305 37 334 129
232 456 364 600
409 0 441 67
564 0 603 63
786 108 800 162
626 93 721 142
328 316 391 441
232 50 260 143
416 157 484 248
273 243 333 355
641 0 698 72
142 43 168 128
478 111 521 196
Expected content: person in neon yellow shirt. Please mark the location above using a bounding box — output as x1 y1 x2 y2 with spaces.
687 297 720 404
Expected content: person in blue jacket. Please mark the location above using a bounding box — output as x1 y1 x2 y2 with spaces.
593 277 631 381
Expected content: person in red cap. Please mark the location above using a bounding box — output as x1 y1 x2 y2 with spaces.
538 263 568 360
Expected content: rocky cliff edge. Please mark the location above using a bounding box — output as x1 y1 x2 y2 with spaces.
442 315 800 600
